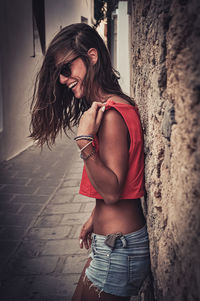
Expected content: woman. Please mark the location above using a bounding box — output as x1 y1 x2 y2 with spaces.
30 23 150 301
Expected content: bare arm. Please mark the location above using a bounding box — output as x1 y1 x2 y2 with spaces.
76 103 129 204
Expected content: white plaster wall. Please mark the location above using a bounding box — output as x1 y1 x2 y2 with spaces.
0 0 93 162
116 1 130 95
0 0 42 161
45 0 93 46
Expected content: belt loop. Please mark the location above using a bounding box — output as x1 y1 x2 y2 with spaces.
120 235 127 248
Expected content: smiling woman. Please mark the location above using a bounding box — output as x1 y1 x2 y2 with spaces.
29 23 151 301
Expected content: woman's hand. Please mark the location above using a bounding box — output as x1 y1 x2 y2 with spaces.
77 102 105 136
79 214 94 250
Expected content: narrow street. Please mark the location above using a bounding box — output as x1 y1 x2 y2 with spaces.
0 134 94 300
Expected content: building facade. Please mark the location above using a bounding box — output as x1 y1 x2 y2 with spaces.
0 0 94 162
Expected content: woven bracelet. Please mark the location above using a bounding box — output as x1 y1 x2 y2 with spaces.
75 137 94 142
80 148 96 161
79 141 93 152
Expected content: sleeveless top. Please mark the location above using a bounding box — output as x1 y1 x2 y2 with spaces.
79 99 145 199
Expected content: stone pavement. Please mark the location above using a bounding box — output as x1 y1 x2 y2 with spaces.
0 134 94 301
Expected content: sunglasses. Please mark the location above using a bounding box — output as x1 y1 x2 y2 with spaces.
59 56 80 78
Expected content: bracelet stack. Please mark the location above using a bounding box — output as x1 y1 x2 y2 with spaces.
74 135 96 161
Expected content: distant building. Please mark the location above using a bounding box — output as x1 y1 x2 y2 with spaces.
0 0 94 162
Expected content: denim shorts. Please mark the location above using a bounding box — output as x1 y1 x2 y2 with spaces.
85 224 150 297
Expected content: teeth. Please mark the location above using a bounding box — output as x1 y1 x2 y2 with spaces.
69 81 78 89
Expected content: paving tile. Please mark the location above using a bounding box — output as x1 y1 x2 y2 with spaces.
35 186 57 195
0 193 16 202
62 179 81 187
0 226 26 240
16 240 46 258
82 202 95 213
34 214 63 227
12 194 48 203
61 212 91 225
26 225 71 240
63 254 87 274
42 239 88 256
0 176 30 185
55 186 80 195
18 204 43 214
7 256 59 275
50 194 74 204
0 213 36 227
0 184 37 194
0 202 23 213
0 240 19 257
64 173 82 180
42 203 81 215
72 194 94 203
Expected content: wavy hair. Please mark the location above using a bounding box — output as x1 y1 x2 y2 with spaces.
29 23 134 147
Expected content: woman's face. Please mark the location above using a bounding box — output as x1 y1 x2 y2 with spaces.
58 56 87 99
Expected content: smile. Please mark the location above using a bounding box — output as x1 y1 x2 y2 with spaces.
69 81 78 89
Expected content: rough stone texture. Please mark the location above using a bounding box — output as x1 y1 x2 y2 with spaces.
130 0 200 300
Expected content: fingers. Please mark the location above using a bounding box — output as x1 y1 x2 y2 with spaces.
79 228 92 250
96 105 105 126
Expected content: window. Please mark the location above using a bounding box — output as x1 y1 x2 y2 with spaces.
81 16 88 24
0 56 3 134
32 0 45 56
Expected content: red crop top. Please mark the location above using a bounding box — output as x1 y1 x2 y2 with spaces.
79 99 145 199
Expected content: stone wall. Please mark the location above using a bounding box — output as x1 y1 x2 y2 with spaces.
129 0 200 300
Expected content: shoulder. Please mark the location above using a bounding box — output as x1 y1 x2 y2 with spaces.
108 95 131 105
99 107 128 141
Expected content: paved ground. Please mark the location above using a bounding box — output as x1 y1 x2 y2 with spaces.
0 134 94 301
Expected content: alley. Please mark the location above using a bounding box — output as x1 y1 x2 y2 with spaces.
0 134 94 300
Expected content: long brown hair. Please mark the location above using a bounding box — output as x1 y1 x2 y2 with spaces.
30 23 134 147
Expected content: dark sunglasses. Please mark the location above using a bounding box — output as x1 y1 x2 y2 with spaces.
59 56 80 77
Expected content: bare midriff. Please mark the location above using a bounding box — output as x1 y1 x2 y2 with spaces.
93 198 146 236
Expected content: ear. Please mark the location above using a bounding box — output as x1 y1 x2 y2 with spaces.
87 48 98 65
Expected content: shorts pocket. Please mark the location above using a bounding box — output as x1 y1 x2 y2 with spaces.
92 241 110 258
128 253 150 291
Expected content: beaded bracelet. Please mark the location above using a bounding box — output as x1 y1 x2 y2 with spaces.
74 135 94 141
80 148 96 161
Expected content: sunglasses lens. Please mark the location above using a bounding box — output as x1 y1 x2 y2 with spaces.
60 64 71 77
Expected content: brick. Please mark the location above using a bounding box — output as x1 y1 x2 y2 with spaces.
12 194 48 203
61 212 91 225
0 193 16 202
35 215 63 227
72 194 94 203
62 179 81 187
50 194 74 204
42 203 81 215
28 178 60 186
56 186 79 195
1 185 37 194
42 239 88 256
0 240 18 257
64 173 82 180
35 186 57 195
20 274 79 300
0 226 26 240
18 204 43 214
83 202 95 213
16 240 45 258
0 202 22 213
0 213 35 227
0 177 29 185
63 255 87 274
26 226 71 240
8 256 59 275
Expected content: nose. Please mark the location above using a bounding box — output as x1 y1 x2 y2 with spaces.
59 74 69 85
